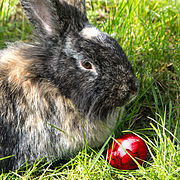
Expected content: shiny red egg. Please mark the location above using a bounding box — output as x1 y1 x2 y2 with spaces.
108 134 148 170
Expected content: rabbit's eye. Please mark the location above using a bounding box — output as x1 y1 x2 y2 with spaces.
81 61 93 70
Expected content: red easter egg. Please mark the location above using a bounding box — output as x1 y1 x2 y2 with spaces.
108 134 148 170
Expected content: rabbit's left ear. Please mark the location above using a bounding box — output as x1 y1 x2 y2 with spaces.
20 0 87 37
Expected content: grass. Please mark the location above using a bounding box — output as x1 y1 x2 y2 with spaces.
0 0 180 179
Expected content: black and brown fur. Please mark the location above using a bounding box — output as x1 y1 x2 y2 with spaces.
0 0 139 171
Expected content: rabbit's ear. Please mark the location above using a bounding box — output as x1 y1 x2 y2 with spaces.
63 0 87 21
20 0 87 37
20 0 57 36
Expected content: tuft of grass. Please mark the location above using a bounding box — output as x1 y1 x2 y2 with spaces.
0 0 179 179
0 0 31 48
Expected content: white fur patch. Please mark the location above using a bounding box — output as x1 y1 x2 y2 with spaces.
80 26 101 39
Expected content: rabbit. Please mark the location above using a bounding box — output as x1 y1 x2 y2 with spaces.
0 0 139 171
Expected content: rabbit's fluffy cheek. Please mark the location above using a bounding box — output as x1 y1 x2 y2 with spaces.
61 107 122 151
87 107 123 148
